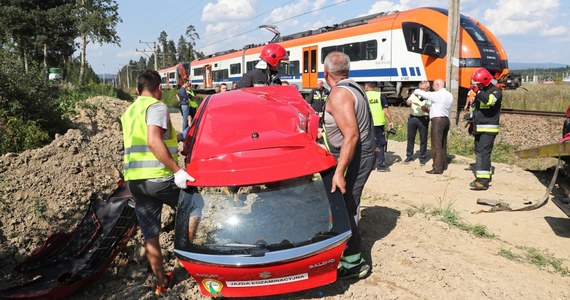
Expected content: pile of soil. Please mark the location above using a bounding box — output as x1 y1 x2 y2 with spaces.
1 98 569 299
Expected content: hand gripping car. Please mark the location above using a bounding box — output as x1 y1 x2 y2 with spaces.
174 86 353 298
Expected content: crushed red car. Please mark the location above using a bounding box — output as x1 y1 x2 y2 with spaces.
174 86 352 298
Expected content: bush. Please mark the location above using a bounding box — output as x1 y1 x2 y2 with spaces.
0 51 69 155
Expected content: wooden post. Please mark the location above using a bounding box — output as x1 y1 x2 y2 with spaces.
446 0 461 127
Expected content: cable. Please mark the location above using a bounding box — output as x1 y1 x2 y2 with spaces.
195 0 351 51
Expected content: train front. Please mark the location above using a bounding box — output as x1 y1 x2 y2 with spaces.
174 86 352 298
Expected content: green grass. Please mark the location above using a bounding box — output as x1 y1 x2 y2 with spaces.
502 83 570 112
499 246 570 276
32 198 47 217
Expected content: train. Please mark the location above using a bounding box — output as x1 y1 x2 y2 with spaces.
158 62 191 89
171 7 517 104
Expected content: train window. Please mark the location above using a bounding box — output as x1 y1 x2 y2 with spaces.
212 69 229 81
402 22 446 58
246 60 259 72
461 17 489 43
311 50 317 72
365 40 377 60
230 63 241 75
289 60 300 75
278 60 300 76
303 51 309 73
321 47 334 63
341 43 360 62
194 68 203 76
321 40 377 63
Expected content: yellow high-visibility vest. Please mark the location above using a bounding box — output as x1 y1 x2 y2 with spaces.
187 90 198 108
121 96 178 180
366 90 386 126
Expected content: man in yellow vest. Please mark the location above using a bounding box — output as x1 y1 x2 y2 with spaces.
364 82 393 171
121 70 195 295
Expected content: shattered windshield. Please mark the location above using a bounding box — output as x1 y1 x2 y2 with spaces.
174 173 346 256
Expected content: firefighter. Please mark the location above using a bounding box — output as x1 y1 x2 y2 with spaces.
236 43 288 88
469 68 502 190
307 79 329 119
364 82 393 171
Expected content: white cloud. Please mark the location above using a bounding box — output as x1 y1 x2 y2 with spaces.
484 0 564 36
541 25 568 36
367 0 411 14
201 0 256 22
264 0 310 24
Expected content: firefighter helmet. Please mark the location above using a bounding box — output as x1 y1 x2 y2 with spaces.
471 68 493 87
259 43 288 67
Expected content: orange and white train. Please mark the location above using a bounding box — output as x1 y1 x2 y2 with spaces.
189 7 513 102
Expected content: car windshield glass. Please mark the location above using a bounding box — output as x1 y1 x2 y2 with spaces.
175 173 343 255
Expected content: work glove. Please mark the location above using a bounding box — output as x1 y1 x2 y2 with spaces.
174 169 195 189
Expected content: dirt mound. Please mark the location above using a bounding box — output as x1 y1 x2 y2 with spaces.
1 99 569 300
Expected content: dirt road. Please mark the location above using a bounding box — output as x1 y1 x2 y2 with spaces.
1 99 569 300
168 111 570 299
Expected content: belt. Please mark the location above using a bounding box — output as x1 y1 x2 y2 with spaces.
431 116 448 120
410 114 428 118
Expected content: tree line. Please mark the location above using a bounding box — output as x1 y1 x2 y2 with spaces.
0 0 123 155
116 26 204 90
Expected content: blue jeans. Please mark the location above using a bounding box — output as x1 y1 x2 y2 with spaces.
180 104 190 132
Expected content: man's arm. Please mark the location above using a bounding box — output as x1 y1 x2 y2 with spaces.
147 125 180 173
326 87 359 194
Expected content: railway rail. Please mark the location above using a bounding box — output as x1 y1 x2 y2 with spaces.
500 108 565 117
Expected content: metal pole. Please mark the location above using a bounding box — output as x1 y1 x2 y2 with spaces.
446 0 460 126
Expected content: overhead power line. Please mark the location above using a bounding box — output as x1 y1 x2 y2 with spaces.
195 0 351 51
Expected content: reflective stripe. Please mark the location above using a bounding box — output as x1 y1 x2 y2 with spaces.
340 254 363 269
124 145 178 155
475 170 491 179
124 160 166 170
476 124 500 133
480 93 497 109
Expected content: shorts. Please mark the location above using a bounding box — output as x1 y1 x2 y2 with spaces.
128 177 180 239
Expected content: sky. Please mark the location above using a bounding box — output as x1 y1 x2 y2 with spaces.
87 0 570 74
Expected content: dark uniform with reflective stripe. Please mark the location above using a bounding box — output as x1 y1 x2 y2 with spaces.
472 84 502 187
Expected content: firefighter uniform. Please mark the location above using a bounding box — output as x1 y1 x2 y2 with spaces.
471 84 502 188
307 87 328 119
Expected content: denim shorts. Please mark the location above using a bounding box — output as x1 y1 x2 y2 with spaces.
128 177 180 239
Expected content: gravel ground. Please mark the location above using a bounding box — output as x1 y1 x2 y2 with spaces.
0 97 567 299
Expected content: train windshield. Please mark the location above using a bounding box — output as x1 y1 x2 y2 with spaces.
174 173 350 256
461 17 489 43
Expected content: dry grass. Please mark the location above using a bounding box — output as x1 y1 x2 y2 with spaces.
502 83 570 111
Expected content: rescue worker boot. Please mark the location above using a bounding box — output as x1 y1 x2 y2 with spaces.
469 180 489 191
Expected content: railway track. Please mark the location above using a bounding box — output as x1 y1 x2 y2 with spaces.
501 108 565 117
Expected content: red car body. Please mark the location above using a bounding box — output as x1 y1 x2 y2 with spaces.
174 86 352 298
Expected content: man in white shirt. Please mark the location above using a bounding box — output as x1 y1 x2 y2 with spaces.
413 79 453 174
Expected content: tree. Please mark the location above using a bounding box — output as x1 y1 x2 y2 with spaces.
158 31 168 69
76 0 122 85
0 0 77 76
177 35 189 62
185 25 200 61
166 40 177 66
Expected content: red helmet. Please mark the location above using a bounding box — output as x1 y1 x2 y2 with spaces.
259 43 288 67
471 68 493 87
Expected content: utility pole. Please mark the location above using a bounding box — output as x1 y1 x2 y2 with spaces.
446 0 460 126
137 40 158 71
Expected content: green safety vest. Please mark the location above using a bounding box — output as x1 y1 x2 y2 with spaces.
365 91 386 126
187 90 198 108
121 96 179 180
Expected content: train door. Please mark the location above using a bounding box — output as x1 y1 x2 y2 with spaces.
203 65 212 88
302 46 318 89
